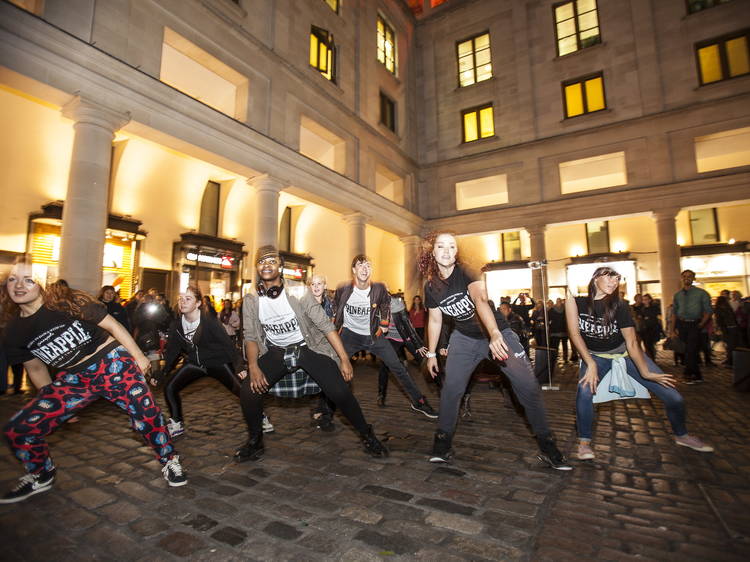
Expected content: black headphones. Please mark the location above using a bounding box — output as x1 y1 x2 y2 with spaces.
257 281 284 299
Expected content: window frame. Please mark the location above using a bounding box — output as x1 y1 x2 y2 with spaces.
379 91 397 133
688 208 719 245
455 31 492 88
376 14 397 74
585 220 610 254
694 29 750 86
461 103 495 143
561 71 607 118
310 25 337 83
552 0 602 57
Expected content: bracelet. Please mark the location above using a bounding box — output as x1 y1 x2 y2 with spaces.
425 352 437 358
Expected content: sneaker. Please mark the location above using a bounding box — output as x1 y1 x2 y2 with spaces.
262 414 274 433
411 398 438 419
377 392 386 407
0 468 56 504
162 456 187 487
460 394 472 419
537 435 573 471
429 430 454 463
315 415 335 433
167 418 184 438
675 434 714 453
577 441 595 460
235 435 265 462
361 426 389 458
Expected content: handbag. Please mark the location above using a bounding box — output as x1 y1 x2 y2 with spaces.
663 336 686 354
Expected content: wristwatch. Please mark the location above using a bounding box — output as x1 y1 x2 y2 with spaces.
425 351 437 358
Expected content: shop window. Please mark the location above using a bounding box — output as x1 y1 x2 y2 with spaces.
199 181 221 237
379 91 396 133
689 208 719 244
377 15 396 74
456 174 508 211
586 221 610 254
687 0 731 14
563 72 606 118
310 26 336 82
279 207 292 252
695 127 750 172
457 32 492 88
324 0 339 13
696 31 750 85
160 28 248 119
502 232 522 262
299 115 346 173
554 0 601 57
462 104 494 143
559 151 626 194
375 164 404 205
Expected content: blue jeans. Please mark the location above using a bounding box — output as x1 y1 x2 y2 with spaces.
576 353 687 440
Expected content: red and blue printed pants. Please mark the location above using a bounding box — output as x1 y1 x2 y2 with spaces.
3 345 175 474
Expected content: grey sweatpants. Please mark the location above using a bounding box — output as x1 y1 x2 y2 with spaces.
439 328 551 438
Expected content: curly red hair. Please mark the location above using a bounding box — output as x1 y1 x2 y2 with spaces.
417 231 460 285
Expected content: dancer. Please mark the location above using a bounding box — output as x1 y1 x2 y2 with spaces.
236 246 387 461
333 255 437 418
158 285 246 438
0 262 186 503
566 266 713 460
420 232 570 469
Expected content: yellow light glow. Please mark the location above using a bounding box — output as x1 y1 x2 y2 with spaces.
728 238 736 244
677 236 685 246
482 234 501 262
612 241 627 253
571 245 585 257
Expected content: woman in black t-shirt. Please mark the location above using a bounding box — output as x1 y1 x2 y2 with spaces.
0 262 186 504
419 232 571 470
566 267 713 461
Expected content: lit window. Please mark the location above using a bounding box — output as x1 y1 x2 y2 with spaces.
379 92 396 133
462 104 494 143
502 232 522 261
563 73 606 118
457 32 492 87
559 151 627 194
688 208 719 244
310 26 336 82
687 0 731 14
377 15 396 74
694 127 750 172
324 0 339 13
554 0 601 56
696 31 750 85
456 174 508 211
586 221 610 254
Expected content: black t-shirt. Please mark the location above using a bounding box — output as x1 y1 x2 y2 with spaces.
424 265 508 340
574 296 634 352
4 303 109 369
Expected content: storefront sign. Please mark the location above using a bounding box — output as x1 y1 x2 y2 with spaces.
186 252 235 269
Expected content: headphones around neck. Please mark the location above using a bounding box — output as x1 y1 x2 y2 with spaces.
257 281 284 299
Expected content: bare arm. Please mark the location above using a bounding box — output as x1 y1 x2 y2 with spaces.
426 307 443 377
243 339 268 392
98 314 150 373
22 358 52 389
324 330 353 381
565 290 598 393
468 280 509 361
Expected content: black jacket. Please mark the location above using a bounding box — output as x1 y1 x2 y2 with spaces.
333 281 390 336
163 312 242 374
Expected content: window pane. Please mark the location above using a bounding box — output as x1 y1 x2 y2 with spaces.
558 35 578 56
479 106 494 137
474 33 490 49
457 39 473 57
476 64 492 82
698 44 723 83
310 34 319 66
555 2 574 22
576 0 597 15
586 221 609 253
475 49 491 66
460 70 475 87
557 20 576 40
464 112 478 142
458 55 474 73
580 28 600 44
726 36 750 77
565 83 584 117
319 43 328 71
585 77 605 112
578 11 598 32
689 209 718 244
503 232 521 261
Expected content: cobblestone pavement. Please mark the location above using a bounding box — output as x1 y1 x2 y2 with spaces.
1 350 749 561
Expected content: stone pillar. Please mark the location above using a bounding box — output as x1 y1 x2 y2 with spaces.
342 212 368 262
527 224 548 301
59 97 129 293
400 234 422 303
248 174 285 252
654 208 682 320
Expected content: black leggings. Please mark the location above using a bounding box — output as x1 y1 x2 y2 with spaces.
164 363 241 422
240 346 368 438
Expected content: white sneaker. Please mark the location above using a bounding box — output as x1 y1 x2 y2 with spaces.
262 414 274 433
167 418 184 438
162 455 187 487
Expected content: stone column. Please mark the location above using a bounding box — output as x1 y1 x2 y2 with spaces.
248 174 286 252
400 234 422 303
654 208 682 320
342 212 368 262
59 97 129 293
527 224 548 300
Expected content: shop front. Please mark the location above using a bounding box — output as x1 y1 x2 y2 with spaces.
173 233 245 303
484 261 532 304
680 242 749 296
28 202 145 298
280 251 313 298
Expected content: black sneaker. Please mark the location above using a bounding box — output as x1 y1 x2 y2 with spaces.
235 435 265 463
411 398 438 419
536 435 573 471
0 468 56 504
429 430 453 463
161 455 187 487
315 415 335 433
361 426 389 458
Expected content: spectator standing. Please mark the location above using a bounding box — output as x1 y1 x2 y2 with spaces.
98 285 130 332
409 295 427 341
672 270 712 384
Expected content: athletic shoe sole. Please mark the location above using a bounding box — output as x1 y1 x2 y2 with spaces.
166 477 188 487
577 452 595 460
0 479 54 504
411 404 438 419
675 440 714 453
537 454 574 471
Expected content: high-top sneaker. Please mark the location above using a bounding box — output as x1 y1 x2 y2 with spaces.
536 434 573 471
429 430 454 463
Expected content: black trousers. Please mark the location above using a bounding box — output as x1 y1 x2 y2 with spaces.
164 363 241 422
240 346 368 438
